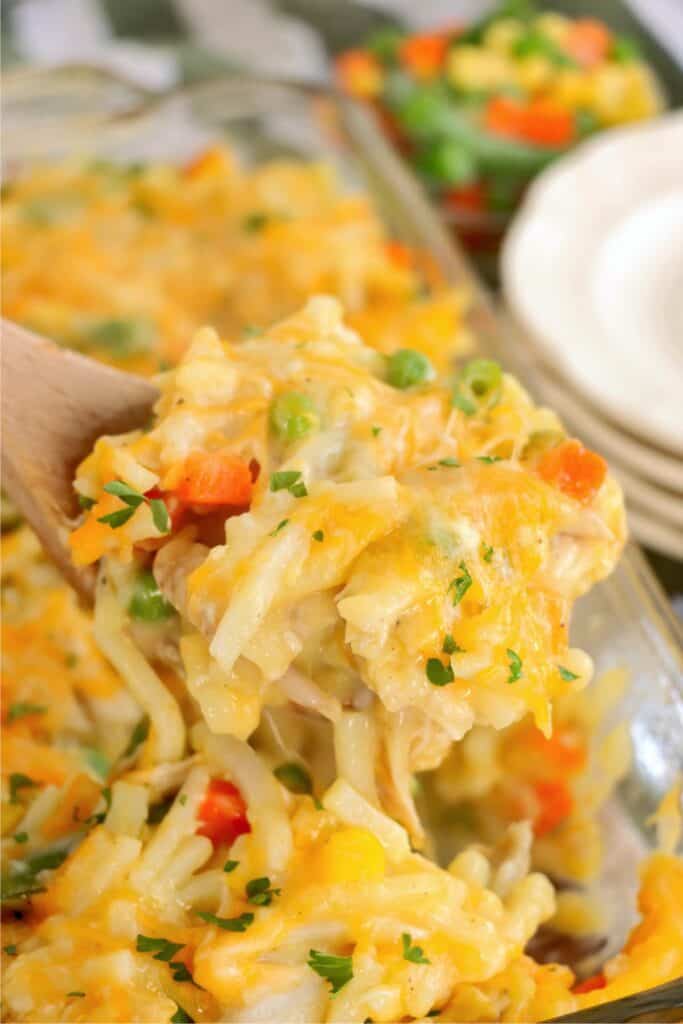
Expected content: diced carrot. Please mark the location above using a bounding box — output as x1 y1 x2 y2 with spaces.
537 439 607 503
183 146 230 181
174 451 253 508
399 32 450 78
197 779 251 847
335 50 383 98
530 727 587 775
565 19 611 67
574 972 607 994
533 779 574 837
485 96 575 147
385 240 413 269
443 181 487 213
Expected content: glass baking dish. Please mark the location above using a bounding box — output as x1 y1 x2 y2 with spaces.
2 65 682 961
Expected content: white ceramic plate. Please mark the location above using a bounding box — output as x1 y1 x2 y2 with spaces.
502 112 683 457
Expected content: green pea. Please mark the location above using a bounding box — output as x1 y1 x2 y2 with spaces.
394 84 452 138
452 358 503 415
386 348 433 390
128 569 174 623
611 36 641 62
81 317 155 359
366 27 405 64
269 392 319 442
416 138 477 187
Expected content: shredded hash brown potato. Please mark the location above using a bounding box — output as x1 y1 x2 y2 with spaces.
1 149 680 1023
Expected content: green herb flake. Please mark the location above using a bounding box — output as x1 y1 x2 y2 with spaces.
270 519 289 536
77 494 96 510
290 481 308 498
85 786 112 826
243 211 269 232
170 961 193 983
196 911 254 932
178 794 188 806
312 529 324 543
13 833 29 844
223 859 239 873
170 1005 194 1023
371 426 382 437
123 716 150 758
452 392 477 416
7 703 47 724
246 876 280 907
3 944 18 956
442 634 463 655
67 992 86 998
150 498 171 534
477 455 503 464
9 773 38 805
506 649 523 684
438 457 460 467
274 762 312 795
401 932 431 964
558 666 579 682
270 470 302 493
103 480 144 506
448 561 472 606
307 949 353 994
97 506 136 529
481 543 494 562
136 934 184 962
426 658 454 687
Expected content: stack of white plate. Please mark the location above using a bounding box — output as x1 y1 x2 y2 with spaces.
502 112 683 561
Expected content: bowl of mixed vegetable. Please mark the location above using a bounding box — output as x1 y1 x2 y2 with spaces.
336 0 664 275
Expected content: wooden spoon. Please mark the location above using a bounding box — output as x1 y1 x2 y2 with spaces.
1 319 158 601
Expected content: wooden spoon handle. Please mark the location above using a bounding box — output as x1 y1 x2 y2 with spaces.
1 319 158 600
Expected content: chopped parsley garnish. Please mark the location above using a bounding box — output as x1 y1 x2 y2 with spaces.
223 859 239 873
274 761 313 795
123 716 150 758
442 634 463 655
270 519 289 536
82 747 110 780
401 932 431 964
371 425 382 437
7 702 47 723
150 498 170 534
269 470 307 497
426 658 454 687
171 1005 194 1023
136 934 184 961
67 992 85 998
481 543 494 562
1 845 70 902
477 455 503 464
438 457 460 467
98 480 170 533
506 649 523 683
196 911 254 932
77 494 96 510
97 506 137 528
178 794 188 806
128 570 174 623
13 833 28 844
9 773 38 804
170 961 193 983
246 876 280 907
243 211 269 232
312 529 324 542
307 949 353 994
3 944 18 956
448 562 472 606
242 324 262 338
85 786 112 826
558 666 579 681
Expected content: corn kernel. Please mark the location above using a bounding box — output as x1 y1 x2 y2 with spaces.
447 47 514 93
316 826 386 884
515 55 554 94
534 13 572 47
483 18 524 56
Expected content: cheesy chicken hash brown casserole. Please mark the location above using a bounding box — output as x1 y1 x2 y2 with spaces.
2 149 682 1023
